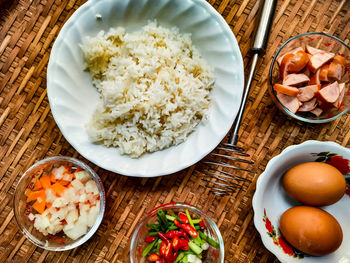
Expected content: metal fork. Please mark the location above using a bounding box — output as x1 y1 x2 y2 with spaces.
201 0 277 196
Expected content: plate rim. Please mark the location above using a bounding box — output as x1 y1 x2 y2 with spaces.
47 0 244 177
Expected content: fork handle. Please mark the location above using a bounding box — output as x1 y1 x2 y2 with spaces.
229 0 277 145
229 54 258 145
252 0 277 52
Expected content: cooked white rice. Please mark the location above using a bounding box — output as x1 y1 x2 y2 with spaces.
82 22 214 158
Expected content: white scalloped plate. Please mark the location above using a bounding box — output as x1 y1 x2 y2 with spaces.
253 140 350 263
47 0 244 177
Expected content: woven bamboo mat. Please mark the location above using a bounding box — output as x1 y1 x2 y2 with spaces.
0 0 349 262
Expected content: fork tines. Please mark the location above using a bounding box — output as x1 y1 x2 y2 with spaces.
204 160 253 173
210 153 254 164
218 143 248 155
201 143 254 196
205 168 251 183
202 168 251 194
202 178 237 195
209 188 235 196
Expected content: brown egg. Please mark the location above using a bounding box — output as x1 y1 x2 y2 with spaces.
280 206 343 256
282 162 346 206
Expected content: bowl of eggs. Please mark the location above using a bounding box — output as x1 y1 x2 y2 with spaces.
252 140 349 262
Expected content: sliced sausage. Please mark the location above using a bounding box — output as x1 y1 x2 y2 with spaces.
306 45 324 55
279 51 309 78
308 51 335 72
333 55 347 68
273 84 299 97
319 64 329 82
277 47 304 66
287 51 310 72
297 84 320 102
308 69 321 85
310 107 323 117
316 81 340 103
303 66 311 77
328 61 344 81
298 97 317 112
280 53 294 78
318 100 334 111
333 83 346 108
283 73 310 86
339 82 346 93
277 92 301 114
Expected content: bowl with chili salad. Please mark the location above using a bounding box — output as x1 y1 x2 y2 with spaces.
130 203 224 263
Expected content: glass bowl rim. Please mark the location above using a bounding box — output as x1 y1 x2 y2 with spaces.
13 156 106 251
269 31 350 124
129 202 225 263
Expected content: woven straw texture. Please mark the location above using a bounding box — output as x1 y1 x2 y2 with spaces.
0 0 349 262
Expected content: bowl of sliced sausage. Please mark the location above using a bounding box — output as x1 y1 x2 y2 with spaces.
269 32 350 123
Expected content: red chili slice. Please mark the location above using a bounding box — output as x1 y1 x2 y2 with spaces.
178 212 189 224
160 241 167 257
174 219 198 238
165 230 182 239
180 239 189 251
171 236 181 251
179 229 189 240
148 254 161 261
163 242 173 262
158 232 169 241
182 224 198 238
144 236 157 243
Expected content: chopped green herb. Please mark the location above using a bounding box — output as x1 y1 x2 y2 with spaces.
198 230 220 249
142 239 158 257
192 219 202 224
166 214 176 221
189 240 202 255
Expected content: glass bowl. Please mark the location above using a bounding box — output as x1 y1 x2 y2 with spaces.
130 202 224 262
269 32 350 123
13 156 106 251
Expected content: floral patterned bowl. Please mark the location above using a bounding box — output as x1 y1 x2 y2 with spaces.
252 140 350 263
